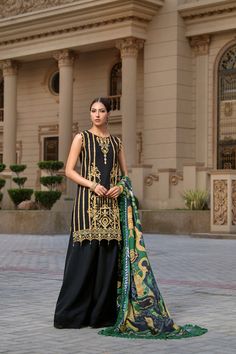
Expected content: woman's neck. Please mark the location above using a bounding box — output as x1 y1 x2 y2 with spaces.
89 126 110 137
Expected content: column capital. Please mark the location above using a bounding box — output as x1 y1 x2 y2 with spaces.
116 37 144 58
0 59 18 76
53 49 76 67
189 35 211 56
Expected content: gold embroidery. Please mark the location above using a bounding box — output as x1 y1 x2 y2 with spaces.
88 162 101 182
89 195 121 234
73 228 122 244
110 163 119 187
96 136 110 164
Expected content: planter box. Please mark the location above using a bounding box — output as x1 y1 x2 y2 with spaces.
140 209 210 234
0 209 210 235
0 210 71 234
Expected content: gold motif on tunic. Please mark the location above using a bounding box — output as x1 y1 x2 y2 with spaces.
96 136 110 164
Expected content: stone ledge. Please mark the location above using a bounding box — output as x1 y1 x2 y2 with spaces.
140 209 210 235
0 209 210 235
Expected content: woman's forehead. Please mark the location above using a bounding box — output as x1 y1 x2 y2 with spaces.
91 102 106 110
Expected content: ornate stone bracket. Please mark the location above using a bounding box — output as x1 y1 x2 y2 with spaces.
145 174 159 186
170 174 183 186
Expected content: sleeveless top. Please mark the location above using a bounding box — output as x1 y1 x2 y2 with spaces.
71 130 122 245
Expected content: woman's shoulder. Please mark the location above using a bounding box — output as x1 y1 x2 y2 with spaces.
110 134 122 151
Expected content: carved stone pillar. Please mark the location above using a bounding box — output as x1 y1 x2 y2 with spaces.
54 49 75 164
116 37 144 166
190 35 211 166
0 59 18 166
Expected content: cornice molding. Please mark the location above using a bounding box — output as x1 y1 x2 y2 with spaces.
0 1 164 52
178 1 236 21
0 16 148 48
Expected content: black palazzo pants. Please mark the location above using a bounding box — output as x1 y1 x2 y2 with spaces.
54 236 119 329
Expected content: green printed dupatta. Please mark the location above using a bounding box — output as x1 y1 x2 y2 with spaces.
99 176 207 339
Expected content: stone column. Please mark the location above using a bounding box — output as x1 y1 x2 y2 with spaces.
190 35 211 166
116 37 144 166
0 59 18 166
54 49 75 164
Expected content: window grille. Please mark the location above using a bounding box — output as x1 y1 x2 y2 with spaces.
218 44 236 169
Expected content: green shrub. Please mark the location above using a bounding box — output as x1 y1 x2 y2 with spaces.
0 179 6 189
0 163 6 173
39 176 63 190
8 188 34 206
12 177 27 188
36 160 64 209
9 164 26 175
8 164 33 208
182 189 209 210
0 164 6 208
35 191 61 210
37 161 64 175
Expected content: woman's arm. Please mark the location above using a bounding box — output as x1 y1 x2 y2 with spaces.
118 145 128 177
65 133 107 196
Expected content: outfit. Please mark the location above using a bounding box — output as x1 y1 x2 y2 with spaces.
54 130 122 328
54 130 207 339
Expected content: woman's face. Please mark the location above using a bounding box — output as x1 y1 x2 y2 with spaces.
90 102 109 128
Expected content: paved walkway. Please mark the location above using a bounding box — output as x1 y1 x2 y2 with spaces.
0 233 236 354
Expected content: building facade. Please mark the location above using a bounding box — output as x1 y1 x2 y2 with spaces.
0 0 236 210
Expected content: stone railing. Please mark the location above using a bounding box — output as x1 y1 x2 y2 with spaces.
108 95 121 111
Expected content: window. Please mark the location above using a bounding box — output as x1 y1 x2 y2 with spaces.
217 44 236 169
44 137 58 161
0 153 3 164
0 78 3 122
109 62 122 111
49 71 59 95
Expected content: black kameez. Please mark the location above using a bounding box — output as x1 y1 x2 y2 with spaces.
54 130 122 328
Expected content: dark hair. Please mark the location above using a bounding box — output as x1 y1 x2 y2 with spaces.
90 97 111 113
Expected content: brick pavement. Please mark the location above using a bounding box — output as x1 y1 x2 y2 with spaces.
0 233 236 354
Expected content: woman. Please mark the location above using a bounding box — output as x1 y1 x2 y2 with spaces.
54 97 127 328
54 97 207 339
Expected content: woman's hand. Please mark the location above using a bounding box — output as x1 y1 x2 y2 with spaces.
105 186 122 198
94 184 108 197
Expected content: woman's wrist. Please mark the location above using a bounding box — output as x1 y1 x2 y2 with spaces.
90 181 98 192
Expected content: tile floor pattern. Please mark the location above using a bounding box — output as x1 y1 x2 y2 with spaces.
0 233 236 354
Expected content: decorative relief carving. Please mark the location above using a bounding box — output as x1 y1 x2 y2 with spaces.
116 37 145 58
145 174 159 187
53 49 76 67
170 174 183 186
0 0 76 18
213 180 228 225
232 180 236 225
0 60 18 76
190 35 211 56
